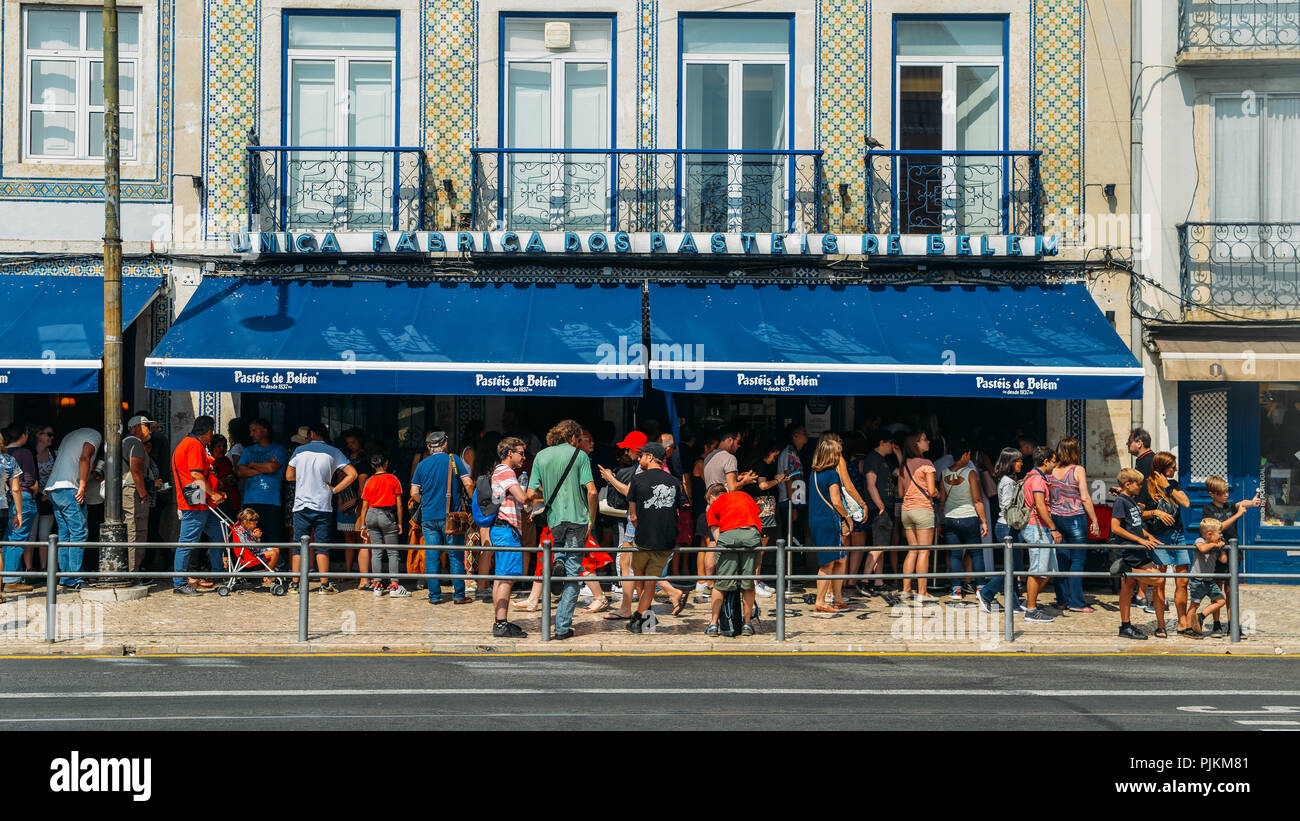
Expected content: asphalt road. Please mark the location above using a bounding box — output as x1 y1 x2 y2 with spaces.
1 653 1298 730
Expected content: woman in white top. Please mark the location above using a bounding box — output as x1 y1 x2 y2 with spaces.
937 439 988 600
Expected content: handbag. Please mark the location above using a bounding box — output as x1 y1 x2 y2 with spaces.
531 447 582 532
442 455 472 536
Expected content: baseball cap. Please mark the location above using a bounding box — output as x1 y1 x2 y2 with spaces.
616 431 648 451
426 431 448 447
290 426 311 445
641 442 667 462
126 414 157 429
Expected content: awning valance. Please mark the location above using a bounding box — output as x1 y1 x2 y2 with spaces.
648 283 1142 399
145 279 644 396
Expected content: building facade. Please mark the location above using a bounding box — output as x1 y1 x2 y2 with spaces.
1 1 1168 543
1134 0 1300 569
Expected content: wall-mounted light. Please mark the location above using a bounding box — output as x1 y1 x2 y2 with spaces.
1103 183 1116 198
59 397 76 408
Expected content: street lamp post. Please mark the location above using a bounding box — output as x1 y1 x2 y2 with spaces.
99 0 127 572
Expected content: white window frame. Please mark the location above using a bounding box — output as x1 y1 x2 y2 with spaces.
894 44 1004 233
22 4 140 163
1209 90 1300 222
681 30 792 233
285 51 397 148
501 17 613 230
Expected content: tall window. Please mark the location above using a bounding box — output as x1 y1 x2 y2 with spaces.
23 6 140 161
681 16 790 232
1213 93 1300 262
894 18 1004 232
502 17 612 230
285 14 397 229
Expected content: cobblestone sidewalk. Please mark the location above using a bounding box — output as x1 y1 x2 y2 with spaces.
1 580 1296 655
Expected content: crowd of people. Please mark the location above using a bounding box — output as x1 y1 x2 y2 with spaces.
0 412 1262 641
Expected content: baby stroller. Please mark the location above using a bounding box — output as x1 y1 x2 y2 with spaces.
209 503 287 598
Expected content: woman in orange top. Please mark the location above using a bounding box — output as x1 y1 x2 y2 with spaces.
899 432 939 602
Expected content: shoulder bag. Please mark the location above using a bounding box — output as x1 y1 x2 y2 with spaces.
443 455 473 536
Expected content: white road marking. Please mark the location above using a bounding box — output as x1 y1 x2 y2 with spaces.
1234 720 1300 726
1 688 1299 700
1179 706 1300 714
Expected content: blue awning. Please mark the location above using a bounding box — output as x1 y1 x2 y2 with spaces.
145 279 644 396
648 283 1143 399
0 274 164 393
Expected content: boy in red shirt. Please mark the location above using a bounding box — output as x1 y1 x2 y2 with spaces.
704 483 762 637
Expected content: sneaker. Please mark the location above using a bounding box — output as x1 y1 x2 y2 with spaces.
1023 607 1054 623
387 584 410 598
913 592 938 604
626 612 644 634
172 585 201 596
372 582 386 598
1211 622 1225 638
1015 598 1028 613
611 583 623 595
975 589 998 614
705 623 720 637
318 582 339 595
696 587 713 604
739 622 755 637
755 581 775 598
948 588 963 601
492 621 528 639
961 582 978 596
641 611 658 634
1118 623 1147 640
553 629 575 640
1140 603 1157 614
2 582 34 593
289 582 299 593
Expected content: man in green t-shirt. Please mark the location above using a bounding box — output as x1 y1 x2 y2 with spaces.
528 419 597 640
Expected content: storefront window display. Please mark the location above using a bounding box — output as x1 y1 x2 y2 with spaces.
1260 383 1300 528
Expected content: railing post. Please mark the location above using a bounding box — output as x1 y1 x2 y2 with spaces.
297 535 310 643
45 535 58 643
469 152 479 231
1229 537 1240 643
418 150 427 230
1003 536 1015 645
673 150 683 232
775 540 786 642
609 149 618 232
540 537 552 642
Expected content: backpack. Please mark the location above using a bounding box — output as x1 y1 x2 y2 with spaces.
718 589 744 637
1004 477 1032 531
471 474 501 529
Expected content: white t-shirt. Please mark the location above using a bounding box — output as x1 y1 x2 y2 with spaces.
46 429 103 492
289 441 348 513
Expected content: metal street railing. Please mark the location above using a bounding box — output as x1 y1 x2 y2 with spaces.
2 536 1289 645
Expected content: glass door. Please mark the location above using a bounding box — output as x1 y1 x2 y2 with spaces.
681 17 790 232
895 19 1004 233
502 18 611 230
285 15 396 230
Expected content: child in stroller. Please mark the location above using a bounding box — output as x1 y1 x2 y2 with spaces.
216 507 286 597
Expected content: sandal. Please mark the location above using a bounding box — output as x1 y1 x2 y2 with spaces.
1153 627 1168 638
511 600 540 612
602 612 629 620
671 594 689 617
580 597 610 614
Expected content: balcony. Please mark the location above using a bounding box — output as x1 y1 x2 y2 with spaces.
1179 222 1300 312
247 147 427 232
865 150 1044 236
470 149 825 234
1178 0 1300 61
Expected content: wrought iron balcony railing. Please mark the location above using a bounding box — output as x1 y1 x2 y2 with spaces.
865 150 1044 236
1178 0 1300 53
247 146 427 232
1179 222 1300 311
470 148 824 234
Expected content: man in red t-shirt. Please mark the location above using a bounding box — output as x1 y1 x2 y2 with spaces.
704 483 762 637
171 416 226 594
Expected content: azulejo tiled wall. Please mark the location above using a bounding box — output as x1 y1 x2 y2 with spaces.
424 0 478 217
203 0 260 238
816 0 868 233
638 0 659 149
1031 0 1085 234
0 1 174 202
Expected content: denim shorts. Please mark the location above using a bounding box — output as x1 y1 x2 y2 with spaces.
1152 547 1192 567
1189 578 1225 603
